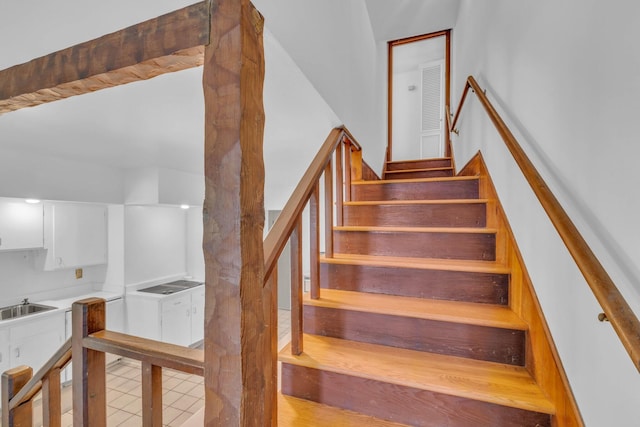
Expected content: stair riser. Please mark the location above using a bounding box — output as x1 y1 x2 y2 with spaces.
320 263 509 305
384 169 454 180
352 179 479 201
343 203 486 228
387 158 452 171
334 230 496 261
304 306 525 365
281 365 551 427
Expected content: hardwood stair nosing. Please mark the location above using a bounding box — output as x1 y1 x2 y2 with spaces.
305 289 527 330
322 254 510 273
344 198 489 206
385 166 454 173
334 225 498 234
279 334 556 415
351 176 479 185
386 157 452 165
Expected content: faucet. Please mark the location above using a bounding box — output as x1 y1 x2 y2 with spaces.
22 298 29 305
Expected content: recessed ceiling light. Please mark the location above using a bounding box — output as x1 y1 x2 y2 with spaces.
25 199 41 204
180 204 190 210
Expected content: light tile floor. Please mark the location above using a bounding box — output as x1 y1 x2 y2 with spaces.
24 309 292 427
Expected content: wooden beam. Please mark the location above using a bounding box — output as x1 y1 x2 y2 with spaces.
0 2 209 114
202 0 271 425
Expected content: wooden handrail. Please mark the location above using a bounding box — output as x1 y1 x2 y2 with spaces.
263 126 361 279
84 330 204 376
452 75 640 372
8 338 71 410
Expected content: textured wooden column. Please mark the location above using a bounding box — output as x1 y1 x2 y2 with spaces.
202 0 270 425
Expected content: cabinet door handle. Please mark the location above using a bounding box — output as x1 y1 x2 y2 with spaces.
186 309 191 317
15 347 20 358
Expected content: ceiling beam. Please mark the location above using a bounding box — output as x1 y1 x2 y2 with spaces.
0 2 209 114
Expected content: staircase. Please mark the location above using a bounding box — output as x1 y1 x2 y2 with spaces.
278 156 563 426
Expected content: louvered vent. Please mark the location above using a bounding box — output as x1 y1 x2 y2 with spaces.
421 65 441 132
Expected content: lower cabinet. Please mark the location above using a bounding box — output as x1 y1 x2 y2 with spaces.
127 286 204 347
7 312 65 375
0 328 8 376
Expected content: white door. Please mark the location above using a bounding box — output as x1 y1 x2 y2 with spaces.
420 60 444 158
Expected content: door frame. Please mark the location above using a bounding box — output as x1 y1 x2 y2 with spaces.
387 29 451 163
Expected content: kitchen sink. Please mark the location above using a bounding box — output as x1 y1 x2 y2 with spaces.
0 302 57 321
138 280 203 295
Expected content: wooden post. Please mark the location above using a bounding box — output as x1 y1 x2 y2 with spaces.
141 362 162 427
1 366 33 427
335 142 344 226
310 184 321 300
42 368 62 427
290 216 304 355
202 0 270 425
344 139 352 201
72 298 106 427
324 160 334 258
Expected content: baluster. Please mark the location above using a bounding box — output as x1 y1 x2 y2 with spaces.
310 183 320 299
335 141 344 226
42 367 62 427
1 366 33 427
141 362 162 426
290 215 303 355
324 160 334 258
72 298 106 427
344 137 352 201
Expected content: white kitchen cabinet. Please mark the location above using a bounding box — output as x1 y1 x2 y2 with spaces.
190 287 205 344
8 311 65 375
161 293 192 347
0 201 43 251
0 328 9 375
127 286 204 346
42 202 107 270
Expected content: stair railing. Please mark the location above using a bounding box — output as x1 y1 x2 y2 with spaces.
2 338 71 426
2 298 204 426
450 75 640 372
263 125 363 355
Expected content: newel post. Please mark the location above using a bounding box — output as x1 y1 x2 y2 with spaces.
72 298 106 426
202 0 272 425
1 366 33 427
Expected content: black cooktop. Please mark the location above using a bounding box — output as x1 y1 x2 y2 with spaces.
138 280 203 295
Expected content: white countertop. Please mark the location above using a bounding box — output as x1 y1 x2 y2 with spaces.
38 290 123 311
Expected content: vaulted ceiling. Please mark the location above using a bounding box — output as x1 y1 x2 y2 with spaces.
0 1 459 185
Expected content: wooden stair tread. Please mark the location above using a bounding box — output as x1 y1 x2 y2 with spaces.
306 289 526 330
334 225 497 234
352 176 478 186
279 335 555 415
323 254 510 273
344 198 488 206
278 394 409 426
387 157 451 165
385 167 454 174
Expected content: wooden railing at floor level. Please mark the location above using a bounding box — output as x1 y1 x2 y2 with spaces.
450 75 640 373
263 125 364 356
2 298 204 427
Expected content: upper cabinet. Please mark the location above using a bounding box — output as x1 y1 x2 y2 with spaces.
42 202 108 270
0 200 44 251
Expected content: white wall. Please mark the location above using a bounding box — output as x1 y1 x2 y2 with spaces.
124 206 187 286
453 1 640 425
0 146 123 204
254 0 385 173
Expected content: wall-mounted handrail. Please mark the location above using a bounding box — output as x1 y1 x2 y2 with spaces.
450 75 640 372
